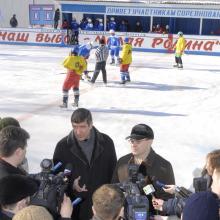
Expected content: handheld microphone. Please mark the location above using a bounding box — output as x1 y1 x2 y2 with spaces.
63 163 73 176
143 184 155 196
156 180 167 188
51 161 62 172
72 197 82 206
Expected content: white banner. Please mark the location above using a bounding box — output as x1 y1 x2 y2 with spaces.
1 28 220 55
106 6 220 19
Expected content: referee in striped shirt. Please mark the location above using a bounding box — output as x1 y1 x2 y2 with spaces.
90 38 109 84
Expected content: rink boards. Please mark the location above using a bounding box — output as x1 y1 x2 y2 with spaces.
1 28 220 56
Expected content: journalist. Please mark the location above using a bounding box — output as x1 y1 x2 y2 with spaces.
0 126 29 179
153 149 220 217
92 184 125 220
112 124 175 215
53 108 117 220
182 155 220 220
0 117 29 173
0 174 38 219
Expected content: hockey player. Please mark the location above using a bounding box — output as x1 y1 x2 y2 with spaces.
85 18 93 31
107 29 120 65
119 37 132 84
97 18 104 31
173 31 186 68
70 17 80 45
108 17 117 31
60 47 87 108
78 42 93 80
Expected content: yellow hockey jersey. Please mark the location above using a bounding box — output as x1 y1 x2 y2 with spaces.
62 55 87 75
175 36 186 54
121 43 132 65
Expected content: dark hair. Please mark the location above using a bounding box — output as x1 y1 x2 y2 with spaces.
99 38 105 45
0 117 20 131
0 126 30 157
71 108 92 125
92 184 125 220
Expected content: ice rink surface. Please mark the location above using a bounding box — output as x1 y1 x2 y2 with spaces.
1 44 220 188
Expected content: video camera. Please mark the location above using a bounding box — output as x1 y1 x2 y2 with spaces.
117 164 149 220
29 159 72 217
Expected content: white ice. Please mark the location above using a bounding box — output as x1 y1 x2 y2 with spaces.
1 44 220 189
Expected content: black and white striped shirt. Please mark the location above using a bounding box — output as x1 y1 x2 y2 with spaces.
95 45 109 63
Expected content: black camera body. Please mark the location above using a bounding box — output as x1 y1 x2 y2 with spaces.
30 159 69 217
117 164 149 220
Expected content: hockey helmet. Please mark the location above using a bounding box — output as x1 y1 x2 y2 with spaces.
86 42 93 50
177 31 183 36
124 37 129 43
71 46 79 55
99 18 103 23
109 29 115 34
88 18 92 23
110 17 115 21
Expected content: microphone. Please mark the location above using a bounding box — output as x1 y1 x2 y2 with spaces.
143 184 155 196
155 181 192 198
156 180 167 188
63 163 73 176
72 197 82 206
51 161 62 172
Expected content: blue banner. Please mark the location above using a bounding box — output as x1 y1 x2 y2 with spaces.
29 4 54 25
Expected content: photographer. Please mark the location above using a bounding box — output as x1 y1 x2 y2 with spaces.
92 184 125 220
112 124 175 216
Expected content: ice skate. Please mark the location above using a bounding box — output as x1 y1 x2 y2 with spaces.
178 64 183 69
59 103 67 108
110 58 115 65
119 80 126 85
72 101 79 107
173 64 178 68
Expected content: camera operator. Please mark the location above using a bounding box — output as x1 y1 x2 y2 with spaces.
92 184 125 220
0 174 38 219
182 163 220 220
153 149 220 218
112 124 175 216
29 158 73 220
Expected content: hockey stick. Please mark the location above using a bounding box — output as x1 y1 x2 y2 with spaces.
57 70 94 75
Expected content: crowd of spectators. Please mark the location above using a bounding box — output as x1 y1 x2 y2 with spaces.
60 16 170 34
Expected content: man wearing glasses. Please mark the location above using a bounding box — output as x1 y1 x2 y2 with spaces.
112 124 175 216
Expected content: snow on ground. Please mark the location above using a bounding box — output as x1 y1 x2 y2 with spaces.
0 44 220 188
